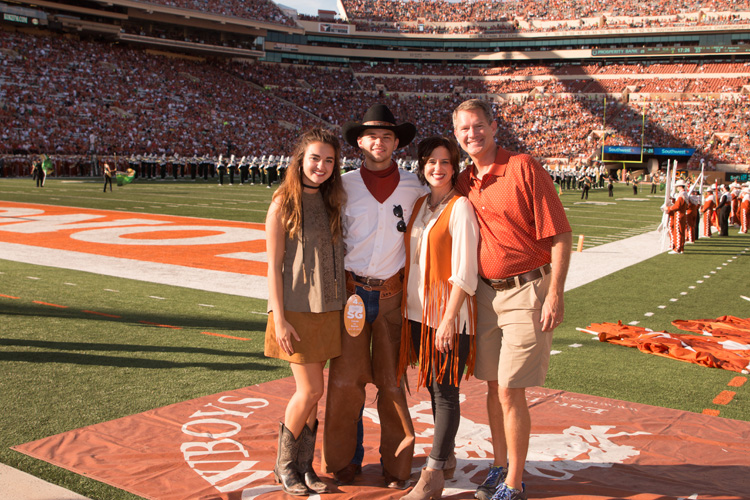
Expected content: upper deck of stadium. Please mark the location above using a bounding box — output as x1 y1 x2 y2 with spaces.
2 0 750 173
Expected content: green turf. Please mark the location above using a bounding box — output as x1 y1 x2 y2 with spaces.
1 177 749 500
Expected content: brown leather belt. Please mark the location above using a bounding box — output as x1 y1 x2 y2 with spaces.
347 270 404 299
350 272 386 287
481 263 551 292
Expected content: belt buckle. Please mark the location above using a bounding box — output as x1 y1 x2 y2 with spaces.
492 279 511 291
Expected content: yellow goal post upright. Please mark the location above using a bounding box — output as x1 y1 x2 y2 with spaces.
600 97 647 175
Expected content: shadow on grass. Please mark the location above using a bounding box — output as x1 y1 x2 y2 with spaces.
0 346 273 371
0 302 275 370
1 301 267 332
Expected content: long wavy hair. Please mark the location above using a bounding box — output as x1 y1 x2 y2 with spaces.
273 127 346 242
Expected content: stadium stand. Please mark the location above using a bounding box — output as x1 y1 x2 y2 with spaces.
340 0 750 32
133 0 296 27
2 0 750 180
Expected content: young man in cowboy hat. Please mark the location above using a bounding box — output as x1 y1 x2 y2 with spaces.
322 103 427 489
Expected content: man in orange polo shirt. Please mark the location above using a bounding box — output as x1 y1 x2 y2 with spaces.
453 99 572 500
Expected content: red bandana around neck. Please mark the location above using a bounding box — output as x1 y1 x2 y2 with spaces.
360 160 400 204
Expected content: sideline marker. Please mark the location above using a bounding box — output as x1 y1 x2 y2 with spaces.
728 377 747 388
577 234 585 252
713 390 736 406
201 331 250 341
33 300 67 308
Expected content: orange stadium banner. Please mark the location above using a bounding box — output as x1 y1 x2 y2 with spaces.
582 316 750 373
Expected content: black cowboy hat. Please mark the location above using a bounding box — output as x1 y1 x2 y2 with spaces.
342 104 417 149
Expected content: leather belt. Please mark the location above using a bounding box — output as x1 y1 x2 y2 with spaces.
347 270 404 299
350 272 386 287
482 264 551 292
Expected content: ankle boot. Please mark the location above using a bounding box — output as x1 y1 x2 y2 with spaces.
443 453 456 480
401 468 444 500
273 422 309 496
297 420 328 494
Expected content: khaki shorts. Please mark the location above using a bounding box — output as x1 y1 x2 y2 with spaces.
474 272 553 388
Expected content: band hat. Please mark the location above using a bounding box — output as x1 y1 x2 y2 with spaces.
342 104 417 149
674 179 686 187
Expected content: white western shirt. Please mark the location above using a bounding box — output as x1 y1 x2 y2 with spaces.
342 168 428 280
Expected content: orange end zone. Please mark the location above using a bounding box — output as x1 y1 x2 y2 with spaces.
0 201 267 277
712 390 736 405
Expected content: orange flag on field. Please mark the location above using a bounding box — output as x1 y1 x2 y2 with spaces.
584 316 750 373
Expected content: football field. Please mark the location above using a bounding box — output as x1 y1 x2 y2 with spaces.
1 177 748 500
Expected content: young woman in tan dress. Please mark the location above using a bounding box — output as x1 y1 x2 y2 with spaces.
265 128 346 496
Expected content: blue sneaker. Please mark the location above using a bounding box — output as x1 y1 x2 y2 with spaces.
490 482 527 500
474 465 507 500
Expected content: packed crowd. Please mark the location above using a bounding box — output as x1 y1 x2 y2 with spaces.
0 30 322 158
341 0 750 24
131 0 295 26
352 61 750 77
3 29 749 173
228 61 358 91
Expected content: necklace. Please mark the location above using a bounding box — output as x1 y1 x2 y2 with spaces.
427 188 454 211
302 183 320 190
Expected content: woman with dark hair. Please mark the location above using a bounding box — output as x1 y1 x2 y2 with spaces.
265 127 347 496
398 136 479 500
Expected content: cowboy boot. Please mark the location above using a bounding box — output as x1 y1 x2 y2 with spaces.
401 468 444 500
297 420 328 494
274 422 309 496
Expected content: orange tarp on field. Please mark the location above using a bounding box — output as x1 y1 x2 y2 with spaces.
585 316 750 373
13 371 750 500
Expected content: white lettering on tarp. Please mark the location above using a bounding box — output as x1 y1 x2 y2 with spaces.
70 225 265 246
181 396 273 494
216 396 269 409
189 403 255 420
181 439 249 461
525 425 650 480
0 213 168 233
527 398 607 415
182 418 242 439
407 398 650 496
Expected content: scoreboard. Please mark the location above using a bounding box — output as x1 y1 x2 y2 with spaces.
593 45 750 57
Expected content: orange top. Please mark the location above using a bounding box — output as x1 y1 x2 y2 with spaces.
456 147 571 279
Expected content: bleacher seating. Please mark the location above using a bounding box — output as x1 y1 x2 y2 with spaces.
131 0 296 27
2 28 749 170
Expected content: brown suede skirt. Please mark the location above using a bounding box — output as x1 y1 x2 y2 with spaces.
264 310 342 364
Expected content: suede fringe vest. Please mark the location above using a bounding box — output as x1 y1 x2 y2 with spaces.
398 194 476 389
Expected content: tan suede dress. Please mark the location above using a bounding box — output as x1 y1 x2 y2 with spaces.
264 191 345 364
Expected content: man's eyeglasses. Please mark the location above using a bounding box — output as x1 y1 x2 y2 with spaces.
393 205 406 233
